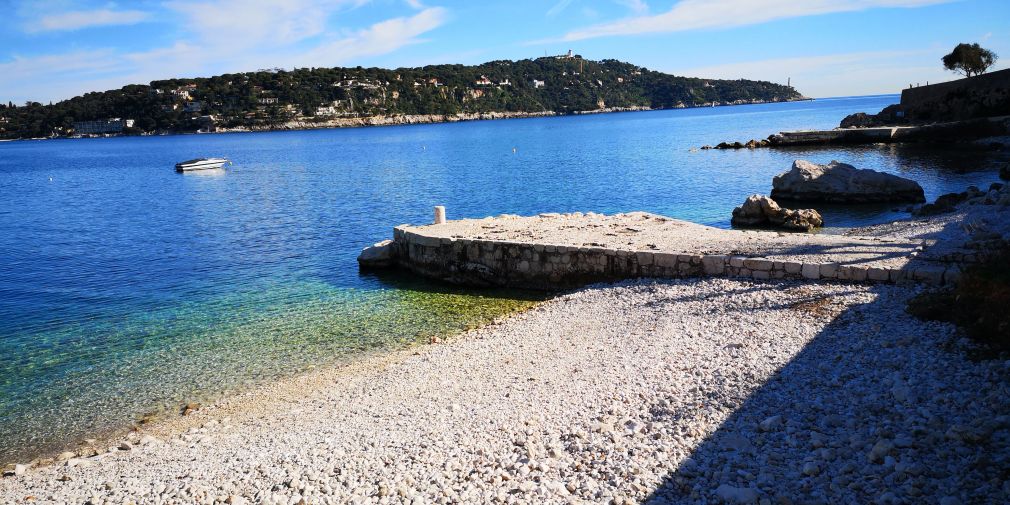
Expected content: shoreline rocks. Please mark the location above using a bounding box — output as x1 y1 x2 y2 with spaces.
914 182 1010 216
701 138 770 150
913 186 986 216
771 159 926 203
731 195 823 232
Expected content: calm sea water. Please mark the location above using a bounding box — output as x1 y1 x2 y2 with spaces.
0 95 1006 463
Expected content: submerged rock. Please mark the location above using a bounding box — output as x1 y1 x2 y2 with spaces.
1000 162 1009 181
357 240 397 267
771 159 925 203
731 195 823 232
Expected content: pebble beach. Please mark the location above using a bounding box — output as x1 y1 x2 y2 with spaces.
2 274 1008 504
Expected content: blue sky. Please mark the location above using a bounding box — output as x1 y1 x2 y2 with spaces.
1 0 1008 103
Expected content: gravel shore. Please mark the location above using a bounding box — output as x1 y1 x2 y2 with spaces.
3 278 1008 504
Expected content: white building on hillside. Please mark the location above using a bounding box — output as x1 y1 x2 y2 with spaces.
72 118 135 134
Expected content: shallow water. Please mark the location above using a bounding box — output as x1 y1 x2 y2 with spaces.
0 95 1005 463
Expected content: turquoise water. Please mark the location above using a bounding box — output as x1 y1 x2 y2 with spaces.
0 95 1005 463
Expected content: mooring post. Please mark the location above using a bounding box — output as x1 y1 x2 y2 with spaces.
434 205 446 225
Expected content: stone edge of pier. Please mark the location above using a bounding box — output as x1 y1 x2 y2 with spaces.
360 224 958 290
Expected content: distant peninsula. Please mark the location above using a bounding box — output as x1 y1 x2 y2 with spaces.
0 55 805 139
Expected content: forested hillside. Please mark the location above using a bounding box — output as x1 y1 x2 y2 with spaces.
0 56 803 138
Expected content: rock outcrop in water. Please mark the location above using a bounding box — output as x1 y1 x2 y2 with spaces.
701 139 770 149
731 195 823 232
771 160 926 203
839 104 905 128
357 240 397 267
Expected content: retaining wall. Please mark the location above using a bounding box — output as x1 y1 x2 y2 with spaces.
391 226 957 290
900 68 1010 122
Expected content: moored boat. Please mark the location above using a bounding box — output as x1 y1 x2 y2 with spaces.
175 157 230 172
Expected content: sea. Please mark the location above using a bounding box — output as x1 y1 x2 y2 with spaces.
1 94 1006 463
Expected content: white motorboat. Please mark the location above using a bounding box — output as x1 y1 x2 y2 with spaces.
175 157 230 172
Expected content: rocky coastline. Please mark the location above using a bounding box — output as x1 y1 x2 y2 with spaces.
217 111 560 133
16 97 810 141
207 98 808 136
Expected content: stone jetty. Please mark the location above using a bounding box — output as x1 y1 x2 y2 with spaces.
360 210 957 289
763 115 1010 147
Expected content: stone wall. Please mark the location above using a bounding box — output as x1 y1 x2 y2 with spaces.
900 68 1010 122
390 227 957 290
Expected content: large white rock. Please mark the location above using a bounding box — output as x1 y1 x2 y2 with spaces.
357 240 397 267
771 160 925 203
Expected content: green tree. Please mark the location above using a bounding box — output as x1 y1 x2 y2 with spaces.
942 43 998 77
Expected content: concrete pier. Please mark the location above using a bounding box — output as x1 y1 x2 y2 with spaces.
360 211 958 290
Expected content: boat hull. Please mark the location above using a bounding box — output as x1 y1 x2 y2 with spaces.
175 158 229 172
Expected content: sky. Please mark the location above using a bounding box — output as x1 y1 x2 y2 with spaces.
1 0 1008 103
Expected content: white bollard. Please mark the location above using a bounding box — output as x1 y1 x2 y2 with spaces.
433 205 446 225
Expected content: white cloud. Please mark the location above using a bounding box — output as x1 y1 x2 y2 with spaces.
0 49 132 104
0 49 118 77
553 0 954 42
164 0 358 46
121 4 448 76
27 8 150 32
547 0 576 17
616 0 648 14
548 0 649 18
294 7 448 66
3 2 449 103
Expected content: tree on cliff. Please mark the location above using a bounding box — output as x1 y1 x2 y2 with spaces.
942 43 998 77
